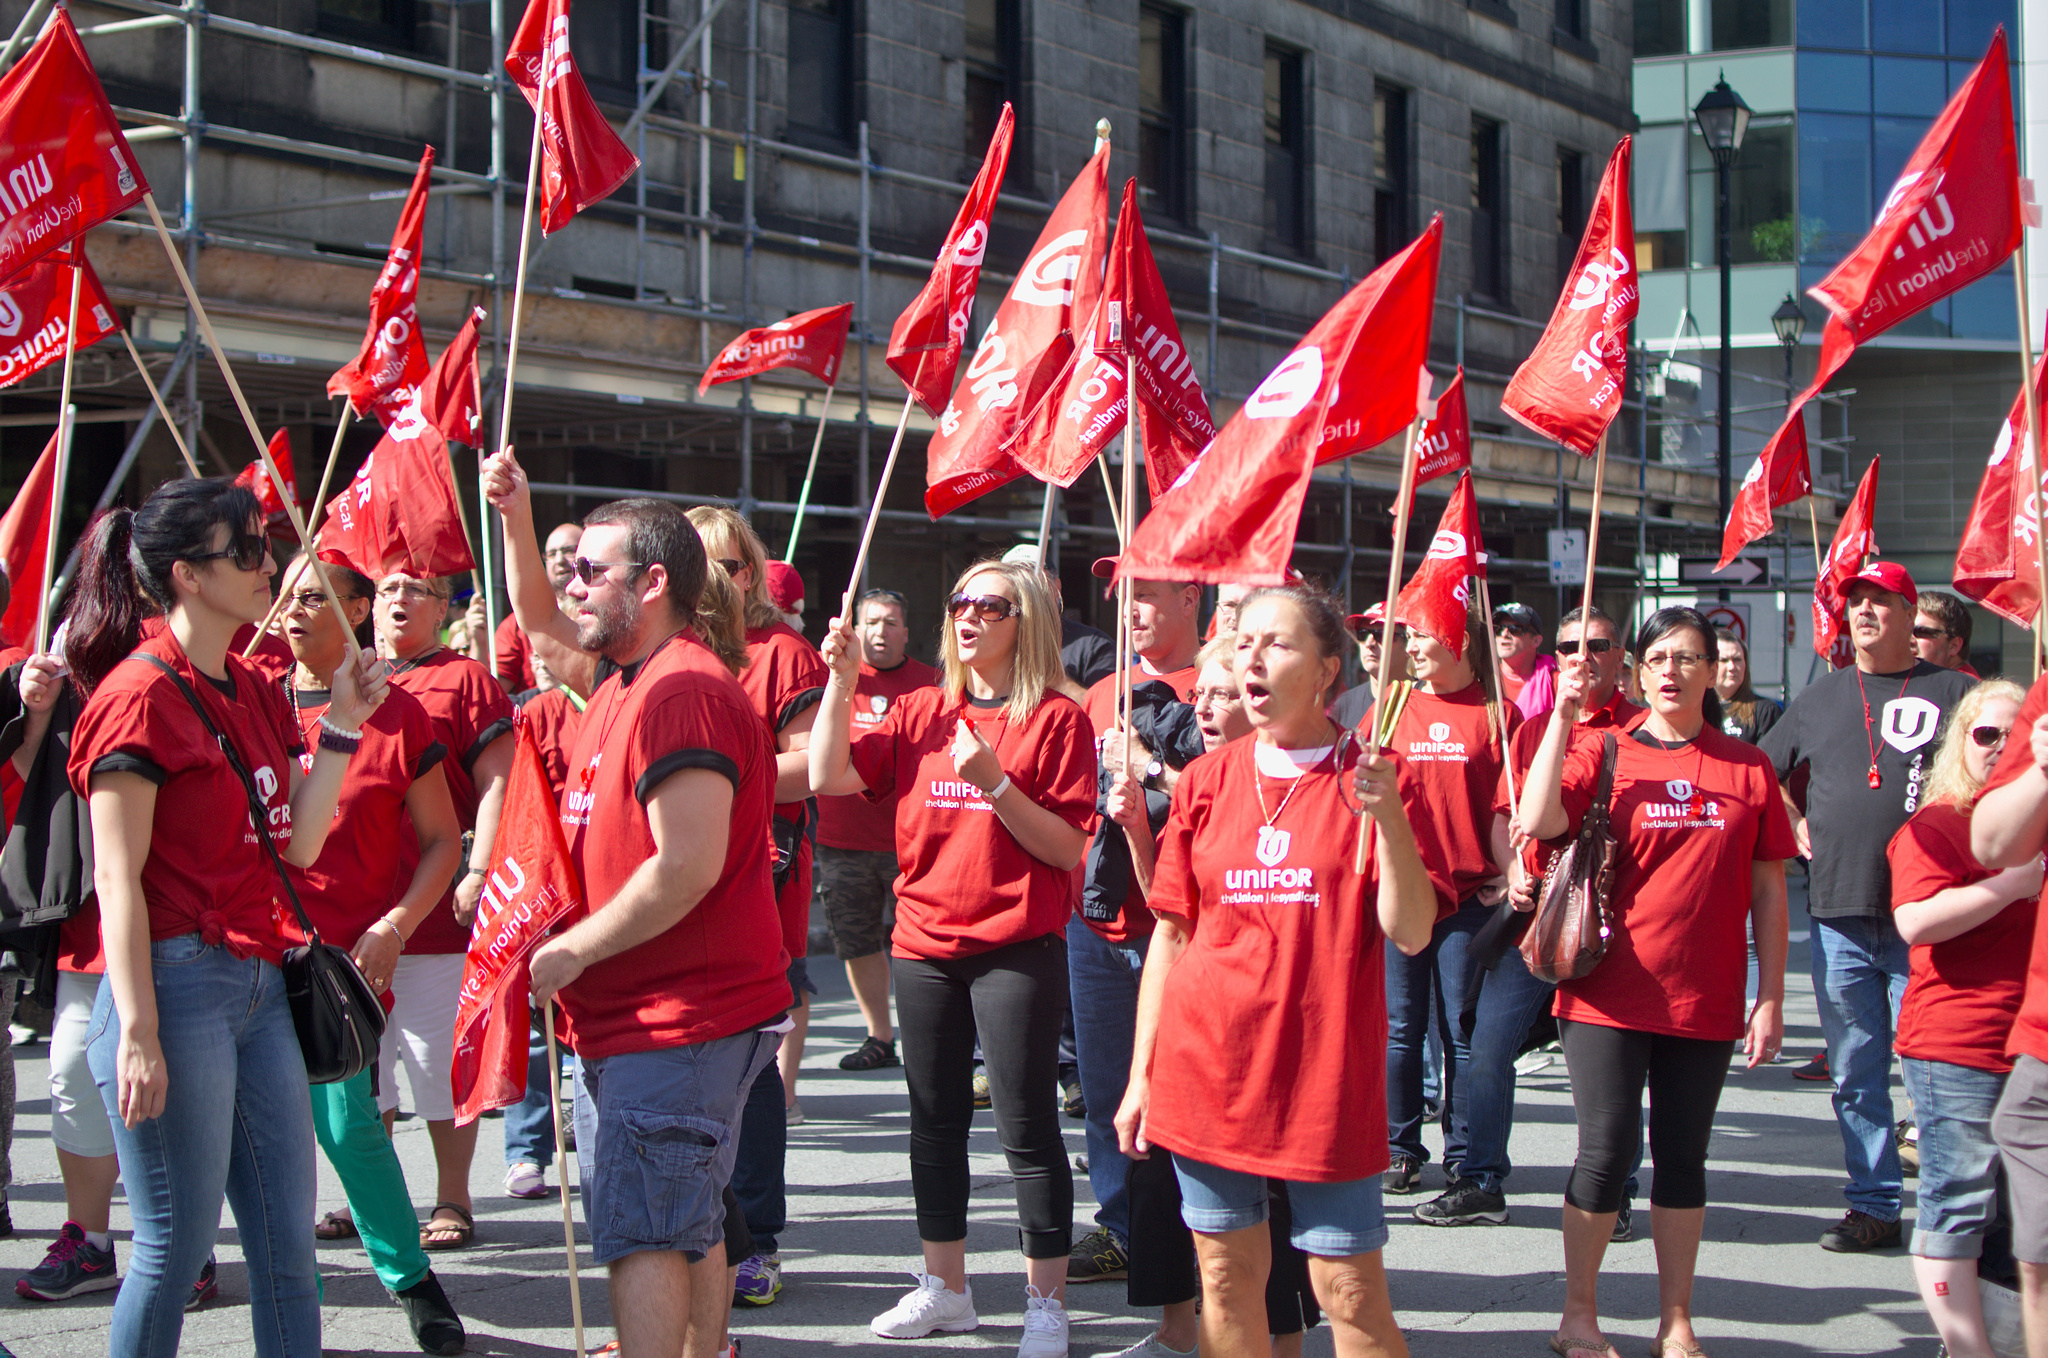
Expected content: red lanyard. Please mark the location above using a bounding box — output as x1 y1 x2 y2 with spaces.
1855 668 1909 790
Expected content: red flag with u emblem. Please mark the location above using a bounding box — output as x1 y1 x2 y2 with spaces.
506 0 640 235
329 147 434 425
1394 474 1484 657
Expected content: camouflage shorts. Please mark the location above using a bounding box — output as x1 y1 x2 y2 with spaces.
815 846 898 960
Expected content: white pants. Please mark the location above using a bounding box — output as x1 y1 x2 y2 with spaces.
376 952 466 1122
50 971 115 1159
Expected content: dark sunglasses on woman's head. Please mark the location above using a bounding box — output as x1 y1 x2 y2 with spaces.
948 593 1021 623
1971 724 2013 748
186 532 269 572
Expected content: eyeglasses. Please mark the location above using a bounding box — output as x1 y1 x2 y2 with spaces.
542 545 580 561
1912 625 1952 641
714 558 744 577
1971 724 2012 748
948 592 1022 623
572 557 649 585
1564 638 1617 655
285 589 363 612
185 533 269 573
1640 650 1712 672
376 580 448 602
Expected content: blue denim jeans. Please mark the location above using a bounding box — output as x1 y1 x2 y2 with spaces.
1066 914 1148 1246
1386 900 1488 1169
1453 938 1556 1194
503 1027 576 1170
1171 1153 1390 1257
1810 915 1910 1220
86 935 321 1358
1904 1057 2008 1259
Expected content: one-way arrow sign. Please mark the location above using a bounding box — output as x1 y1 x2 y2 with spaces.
1678 555 1770 586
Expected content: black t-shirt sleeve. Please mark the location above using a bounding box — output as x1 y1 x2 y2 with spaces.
1758 687 1800 780
416 740 449 779
462 717 515 772
1749 697 1783 744
636 749 741 804
1063 632 1116 690
91 752 168 785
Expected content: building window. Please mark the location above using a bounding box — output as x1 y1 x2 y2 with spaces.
1264 45 1307 251
569 0 639 106
1471 117 1506 302
788 0 855 145
1138 5 1189 223
1557 148 1586 285
1372 84 1410 265
1712 0 1791 50
1689 120 1794 265
1555 0 1585 40
1633 123 1687 269
317 0 416 51
965 0 1021 165
1634 0 1684 54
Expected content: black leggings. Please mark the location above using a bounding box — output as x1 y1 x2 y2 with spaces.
1559 1019 1735 1214
896 934 1074 1259
1126 1151 1320 1334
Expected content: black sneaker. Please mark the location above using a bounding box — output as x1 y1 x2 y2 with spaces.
16 1222 119 1301
1819 1209 1901 1253
1382 1156 1422 1195
1413 1180 1509 1226
1061 1079 1086 1119
1792 1053 1831 1082
394 1269 467 1355
187 1256 218 1311
1611 1202 1634 1243
839 1036 901 1071
1066 1226 1128 1283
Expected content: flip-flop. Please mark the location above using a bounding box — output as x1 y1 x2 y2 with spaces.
1651 1341 1708 1358
420 1201 474 1251
1549 1338 1620 1358
313 1210 357 1241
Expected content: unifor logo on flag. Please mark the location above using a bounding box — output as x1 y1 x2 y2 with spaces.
698 302 854 394
1414 367 1471 486
329 147 434 426
0 252 117 390
1395 473 1484 658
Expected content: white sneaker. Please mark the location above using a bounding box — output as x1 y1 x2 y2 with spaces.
871 1273 978 1338
1018 1287 1069 1358
1096 1338 1195 1358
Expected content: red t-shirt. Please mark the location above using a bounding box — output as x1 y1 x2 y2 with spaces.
388 648 515 954
282 683 447 944
1496 691 1643 874
1549 721 1799 1040
68 631 303 966
849 687 1095 960
1079 660 1203 943
1977 675 2048 1063
495 615 537 692
1366 683 1519 915
58 900 103 974
557 631 792 1057
817 655 938 851
740 621 829 965
1888 801 2037 1072
1143 737 1388 1182
519 687 584 804
234 626 295 685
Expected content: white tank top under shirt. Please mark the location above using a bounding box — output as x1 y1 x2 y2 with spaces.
1253 743 1336 780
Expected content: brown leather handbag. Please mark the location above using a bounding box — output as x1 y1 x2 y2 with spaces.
1520 733 1620 985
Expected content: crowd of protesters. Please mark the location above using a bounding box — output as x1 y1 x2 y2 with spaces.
6 461 2048 1358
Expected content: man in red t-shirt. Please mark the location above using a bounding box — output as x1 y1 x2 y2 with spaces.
818 588 935 1072
1068 561 1203 1283
483 465 791 1358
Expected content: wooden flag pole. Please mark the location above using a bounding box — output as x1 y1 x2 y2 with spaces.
839 392 918 620
1805 497 1825 582
1097 458 1124 543
2013 236 2046 680
472 353 495 673
33 259 85 654
784 376 839 562
1474 569 1520 827
1573 428 1611 662
485 111 549 671
543 1005 586 1357
1358 417 1426 873
1035 482 1057 568
141 192 363 663
118 331 201 478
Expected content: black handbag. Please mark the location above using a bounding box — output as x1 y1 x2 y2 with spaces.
133 655 386 1084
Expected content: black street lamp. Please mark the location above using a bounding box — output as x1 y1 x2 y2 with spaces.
1695 75 1752 539
1772 292 1805 409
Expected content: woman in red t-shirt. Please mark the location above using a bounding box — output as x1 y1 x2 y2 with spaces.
63 479 386 1355
1520 606 1795 1358
1115 585 1437 1358
812 559 1094 1353
1887 678 2037 1357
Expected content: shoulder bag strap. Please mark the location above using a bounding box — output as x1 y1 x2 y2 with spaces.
129 654 322 946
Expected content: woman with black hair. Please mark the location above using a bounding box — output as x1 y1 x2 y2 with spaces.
62 478 386 1358
1519 606 1795 1358
1712 629 1781 746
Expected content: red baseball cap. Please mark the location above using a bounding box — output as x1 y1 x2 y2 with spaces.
1343 602 1388 632
1844 561 1917 609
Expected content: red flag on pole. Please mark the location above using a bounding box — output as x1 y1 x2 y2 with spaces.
0 427 58 648
1501 138 1638 454
1811 456 1881 657
1413 367 1470 487
1717 407 1814 568
1954 357 2048 625
0 12 148 284
505 0 640 236
320 312 484 580
924 142 1110 516
1112 216 1442 587
328 147 434 426
235 428 299 520
1394 473 1483 657
887 104 1014 416
0 253 116 389
698 303 853 394
452 722 584 1124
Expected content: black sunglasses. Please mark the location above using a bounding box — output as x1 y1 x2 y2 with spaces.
571 557 650 585
948 592 1022 623
1495 624 1538 637
1568 638 1618 654
1971 724 2012 748
186 532 269 573
1348 622 1407 643
714 557 745 576
1912 625 1952 641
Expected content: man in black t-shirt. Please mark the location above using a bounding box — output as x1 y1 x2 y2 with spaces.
1762 562 1976 1254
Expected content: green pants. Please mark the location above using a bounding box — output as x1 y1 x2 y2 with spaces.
310 1069 431 1293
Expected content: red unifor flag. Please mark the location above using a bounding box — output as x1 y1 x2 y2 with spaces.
329 147 434 426
0 13 147 285
1005 177 1216 501
887 104 1014 416
0 252 117 390
1812 455 1881 658
1114 216 1442 587
0 427 58 648
320 309 483 580
698 302 854 394
1717 408 1815 568
924 140 1109 516
235 429 299 519
1954 353 2048 625
506 0 640 236
1395 473 1483 657
1413 366 1470 487
1501 138 1637 454
452 721 584 1124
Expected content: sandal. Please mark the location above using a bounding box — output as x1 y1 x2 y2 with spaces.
314 1210 358 1241
1651 1341 1707 1358
1549 1338 1621 1358
419 1201 474 1251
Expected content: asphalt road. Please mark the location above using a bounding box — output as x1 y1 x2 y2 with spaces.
0 876 1940 1356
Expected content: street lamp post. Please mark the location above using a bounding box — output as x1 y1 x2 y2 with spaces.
1771 292 1805 407
1694 76 1752 540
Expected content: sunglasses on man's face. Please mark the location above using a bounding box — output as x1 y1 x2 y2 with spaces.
948 593 1021 623
1349 623 1399 643
1495 624 1537 638
1564 637 1617 654
1971 724 2013 748
1912 625 1952 641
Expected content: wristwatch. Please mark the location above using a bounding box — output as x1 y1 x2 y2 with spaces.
1145 758 1165 784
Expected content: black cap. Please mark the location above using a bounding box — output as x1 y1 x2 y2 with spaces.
1491 601 1541 630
